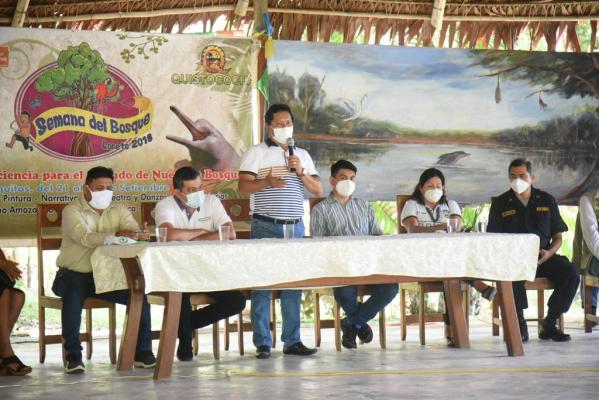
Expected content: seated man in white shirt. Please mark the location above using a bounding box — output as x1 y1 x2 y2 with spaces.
154 166 246 361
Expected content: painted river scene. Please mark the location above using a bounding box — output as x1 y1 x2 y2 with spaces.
269 41 599 204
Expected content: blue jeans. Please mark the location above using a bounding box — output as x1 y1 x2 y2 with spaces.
334 284 398 326
52 268 153 358
580 257 599 308
250 217 305 348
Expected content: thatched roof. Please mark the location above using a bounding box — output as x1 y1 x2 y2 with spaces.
1 1 598 51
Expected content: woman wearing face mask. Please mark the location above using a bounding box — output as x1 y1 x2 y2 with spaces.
400 168 496 345
400 168 458 233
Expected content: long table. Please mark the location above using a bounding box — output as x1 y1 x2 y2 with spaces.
94 233 540 380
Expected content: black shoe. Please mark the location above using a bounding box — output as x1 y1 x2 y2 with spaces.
176 342 193 362
283 342 317 356
481 286 497 302
134 351 157 368
256 345 271 359
65 355 85 374
357 323 373 344
446 336 456 348
519 319 529 342
539 324 571 342
340 318 357 349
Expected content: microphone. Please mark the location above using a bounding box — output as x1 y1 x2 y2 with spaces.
286 138 295 173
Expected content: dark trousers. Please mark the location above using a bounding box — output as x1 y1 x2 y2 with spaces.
15 135 30 150
52 268 153 358
333 284 398 326
513 254 580 316
178 290 246 346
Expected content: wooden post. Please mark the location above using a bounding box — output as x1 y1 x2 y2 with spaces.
153 291 182 380
497 281 524 356
444 279 470 348
117 257 145 370
11 0 30 27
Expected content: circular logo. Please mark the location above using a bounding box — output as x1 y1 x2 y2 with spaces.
200 45 227 74
14 63 144 162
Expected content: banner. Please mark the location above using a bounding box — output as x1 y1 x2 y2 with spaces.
269 41 599 204
0 28 258 241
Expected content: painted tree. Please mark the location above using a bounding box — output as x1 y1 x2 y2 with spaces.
471 50 599 101
298 73 326 131
269 69 297 105
470 50 599 202
36 42 119 157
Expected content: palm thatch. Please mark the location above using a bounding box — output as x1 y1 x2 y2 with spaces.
0 0 598 51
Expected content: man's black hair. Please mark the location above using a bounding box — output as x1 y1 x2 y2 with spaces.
85 166 114 185
508 158 532 173
20 111 31 118
331 159 357 177
173 166 200 190
410 168 447 205
265 104 294 125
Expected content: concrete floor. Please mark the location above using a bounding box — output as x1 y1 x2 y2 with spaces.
1 322 598 400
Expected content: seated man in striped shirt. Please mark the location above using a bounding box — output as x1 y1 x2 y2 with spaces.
238 104 323 359
310 160 398 349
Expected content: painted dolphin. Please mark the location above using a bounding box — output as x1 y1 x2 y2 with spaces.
436 151 471 165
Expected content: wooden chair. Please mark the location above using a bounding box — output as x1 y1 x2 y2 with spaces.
140 201 220 359
491 278 564 336
572 212 599 333
223 289 279 355
309 197 388 351
37 203 117 364
396 195 469 345
583 275 599 332
219 199 278 355
222 198 252 239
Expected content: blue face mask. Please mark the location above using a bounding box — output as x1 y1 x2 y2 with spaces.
185 190 205 209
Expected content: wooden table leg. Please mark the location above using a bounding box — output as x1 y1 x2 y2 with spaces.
154 291 182 380
497 281 524 357
584 276 593 333
118 257 146 370
444 279 470 348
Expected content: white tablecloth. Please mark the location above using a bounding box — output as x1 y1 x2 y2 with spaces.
91 233 540 294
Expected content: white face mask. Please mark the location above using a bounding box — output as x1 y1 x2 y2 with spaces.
510 178 530 194
88 187 113 210
185 190 205 209
424 188 443 203
272 126 293 144
335 179 356 197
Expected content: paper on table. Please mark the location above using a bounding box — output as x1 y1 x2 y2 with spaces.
104 235 138 245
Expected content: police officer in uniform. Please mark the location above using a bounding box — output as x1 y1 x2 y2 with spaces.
488 158 579 342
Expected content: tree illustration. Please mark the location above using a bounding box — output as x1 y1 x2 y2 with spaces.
268 69 296 105
470 50 599 100
470 50 599 203
298 72 326 131
36 42 119 157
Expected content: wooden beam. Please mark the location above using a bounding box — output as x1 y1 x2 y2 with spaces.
11 0 30 27
1 5 597 25
4 0 599 13
431 0 446 31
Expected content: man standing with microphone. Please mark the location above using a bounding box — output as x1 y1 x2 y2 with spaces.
238 103 323 359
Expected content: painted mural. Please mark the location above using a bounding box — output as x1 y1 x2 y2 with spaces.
269 41 599 204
